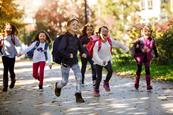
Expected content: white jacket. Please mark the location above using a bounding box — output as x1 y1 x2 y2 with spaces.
92 39 129 66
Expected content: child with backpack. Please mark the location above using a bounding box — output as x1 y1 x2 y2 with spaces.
1 23 22 92
54 16 87 103
133 25 158 90
79 23 97 86
21 30 52 90
92 26 129 97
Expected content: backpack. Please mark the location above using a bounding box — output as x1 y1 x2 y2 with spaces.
0 34 15 55
86 35 112 58
52 35 64 64
130 40 144 57
26 41 48 60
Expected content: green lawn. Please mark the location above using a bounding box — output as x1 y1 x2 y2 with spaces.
112 54 173 82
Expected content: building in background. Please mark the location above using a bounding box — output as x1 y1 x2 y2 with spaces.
138 0 173 23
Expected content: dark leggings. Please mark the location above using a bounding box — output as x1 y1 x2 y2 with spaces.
136 62 150 78
95 61 113 90
2 56 16 88
81 56 97 84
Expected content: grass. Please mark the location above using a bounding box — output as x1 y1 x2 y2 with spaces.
112 54 173 82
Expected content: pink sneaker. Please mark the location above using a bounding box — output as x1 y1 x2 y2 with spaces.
93 89 100 97
103 80 110 92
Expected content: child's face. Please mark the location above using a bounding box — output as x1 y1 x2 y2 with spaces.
39 33 47 43
100 27 109 40
142 28 152 37
4 24 12 35
68 20 79 33
86 26 94 36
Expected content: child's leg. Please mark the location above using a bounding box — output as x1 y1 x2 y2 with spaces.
32 62 39 79
88 58 97 82
2 56 10 91
104 61 113 82
72 64 83 93
56 64 70 88
55 64 70 97
95 64 103 90
144 62 152 90
81 57 87 84
8 57 16 89
103 61 113 91
135 64 142 89
38 61 46 87
72 64 85 103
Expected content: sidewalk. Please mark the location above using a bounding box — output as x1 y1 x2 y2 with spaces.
0 60 173 115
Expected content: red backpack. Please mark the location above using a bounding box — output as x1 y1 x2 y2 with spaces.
86 35 112 58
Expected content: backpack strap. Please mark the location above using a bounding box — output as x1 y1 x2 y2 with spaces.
107 37 112 54
98 39 102 51
11 34 15 45
43 43 48 60
32 41 40 51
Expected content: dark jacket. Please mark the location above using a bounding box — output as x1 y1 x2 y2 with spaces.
59 32 85 66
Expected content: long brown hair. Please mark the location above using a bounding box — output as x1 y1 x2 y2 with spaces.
33 30 51 44
81 23 94 36
4 23 18 35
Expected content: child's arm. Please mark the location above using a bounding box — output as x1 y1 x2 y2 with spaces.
14 36 23 55
111 39 129 52
21 41 37 54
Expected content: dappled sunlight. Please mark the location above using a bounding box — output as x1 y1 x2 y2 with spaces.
161 103 173 112
109 103 128 108
0 61 173 115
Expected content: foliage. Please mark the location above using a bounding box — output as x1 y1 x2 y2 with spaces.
156 18 173 64
0 0 24 32
96 0 140 38
34 0 95 41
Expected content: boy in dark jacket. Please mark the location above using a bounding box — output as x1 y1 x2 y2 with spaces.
54 17 86 103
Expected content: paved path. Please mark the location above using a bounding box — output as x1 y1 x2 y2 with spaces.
0 60 173 115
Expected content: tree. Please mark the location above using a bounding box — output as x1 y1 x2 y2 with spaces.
95 0 140 39
34 0 95 40
0 0 23 32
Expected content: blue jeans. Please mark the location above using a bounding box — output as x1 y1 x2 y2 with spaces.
57 63 82 93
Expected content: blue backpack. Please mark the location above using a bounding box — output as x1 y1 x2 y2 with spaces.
26 41 48 60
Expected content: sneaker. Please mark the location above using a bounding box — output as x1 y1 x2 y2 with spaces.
55 82 61 97
2 87 8 92
39 85 43 89
134 83 139 90
93 89 100 97
9 79 16 89
75 93 85 103
103 80 110 92
147 85 153 90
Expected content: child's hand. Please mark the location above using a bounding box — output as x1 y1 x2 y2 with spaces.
17 53 22 57
82 53 87 58
49 64 52 69
103 61 107 66
70 53 73 58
